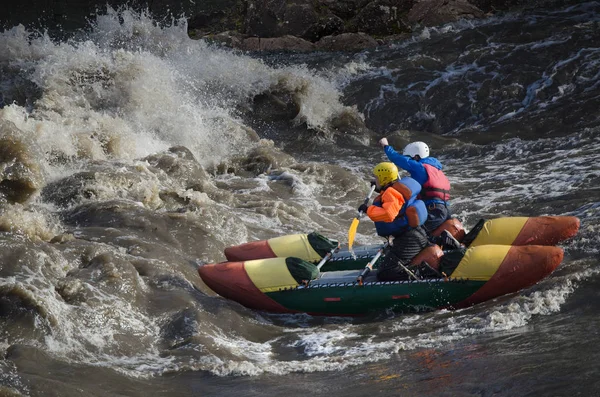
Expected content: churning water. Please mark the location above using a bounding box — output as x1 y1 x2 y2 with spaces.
0 3 599 396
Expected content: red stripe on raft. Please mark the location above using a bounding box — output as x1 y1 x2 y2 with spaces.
513 216 580 246
198 261 295 313
454 245 564 308
224 240 277 261
324 297 341 302
392 295 410 300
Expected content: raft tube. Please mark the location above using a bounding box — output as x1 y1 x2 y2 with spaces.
198 244 564 316
466 216 580 247
224 232 337 262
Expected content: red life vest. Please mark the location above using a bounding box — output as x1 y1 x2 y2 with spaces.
421 164 450 201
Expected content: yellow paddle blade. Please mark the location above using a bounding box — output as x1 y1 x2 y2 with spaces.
348 217 360 251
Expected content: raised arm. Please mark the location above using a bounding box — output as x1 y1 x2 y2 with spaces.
379 138 428 184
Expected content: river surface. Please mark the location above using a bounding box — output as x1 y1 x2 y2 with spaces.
0 3 599 396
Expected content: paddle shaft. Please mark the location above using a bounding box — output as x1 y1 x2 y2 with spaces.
357 242 389 285
316 243 341 271
357 185 377 218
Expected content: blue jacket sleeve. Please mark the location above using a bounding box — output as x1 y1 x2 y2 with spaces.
384 145 428 185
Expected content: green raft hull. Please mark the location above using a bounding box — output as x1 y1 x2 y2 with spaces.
266 272 485 316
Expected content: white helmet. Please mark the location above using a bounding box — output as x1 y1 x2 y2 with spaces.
403 141 430 159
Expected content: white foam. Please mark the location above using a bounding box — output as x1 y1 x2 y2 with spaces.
291 328 360 356
0 203 63 241
1 7 358 178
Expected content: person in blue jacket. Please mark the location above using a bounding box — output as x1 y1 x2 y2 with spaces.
379 137 452 234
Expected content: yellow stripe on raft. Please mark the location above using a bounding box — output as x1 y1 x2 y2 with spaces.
245 257 299 293
451 245 511 281
469 217 528 247
268 234 322 262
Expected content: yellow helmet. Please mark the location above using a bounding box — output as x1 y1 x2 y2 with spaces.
373 162 399 187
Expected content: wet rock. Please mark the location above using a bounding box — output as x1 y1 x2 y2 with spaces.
408 0 485 26
252 90 301 121
315 32 379 52
241 35 315 52
303 14 345 42
244 0 347 42
469 0 526 12
322 0 373 19
185 0 582 53
348 0 413 36
186 1 246 35
280 2 320 39
244 0 283 37
2 0 242 33
200 30 245 48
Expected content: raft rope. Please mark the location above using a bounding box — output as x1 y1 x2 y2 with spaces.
288 277 471 291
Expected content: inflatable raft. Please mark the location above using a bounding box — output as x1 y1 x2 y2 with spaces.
222 216 580 271
198 216 579 316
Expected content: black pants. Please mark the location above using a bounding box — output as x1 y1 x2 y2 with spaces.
377 226 429 281
423 203 452 234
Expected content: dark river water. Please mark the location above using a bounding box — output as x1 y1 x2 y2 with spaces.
0 2 599 396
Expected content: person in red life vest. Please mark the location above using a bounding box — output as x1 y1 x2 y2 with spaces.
378 138 452 234
359 162 429 281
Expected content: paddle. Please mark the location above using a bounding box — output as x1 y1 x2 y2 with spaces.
356 241 388 285
348 185 377 253
316 242 341 271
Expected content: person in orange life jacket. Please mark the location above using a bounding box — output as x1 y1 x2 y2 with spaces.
378 138 452 234
358 162 429 281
